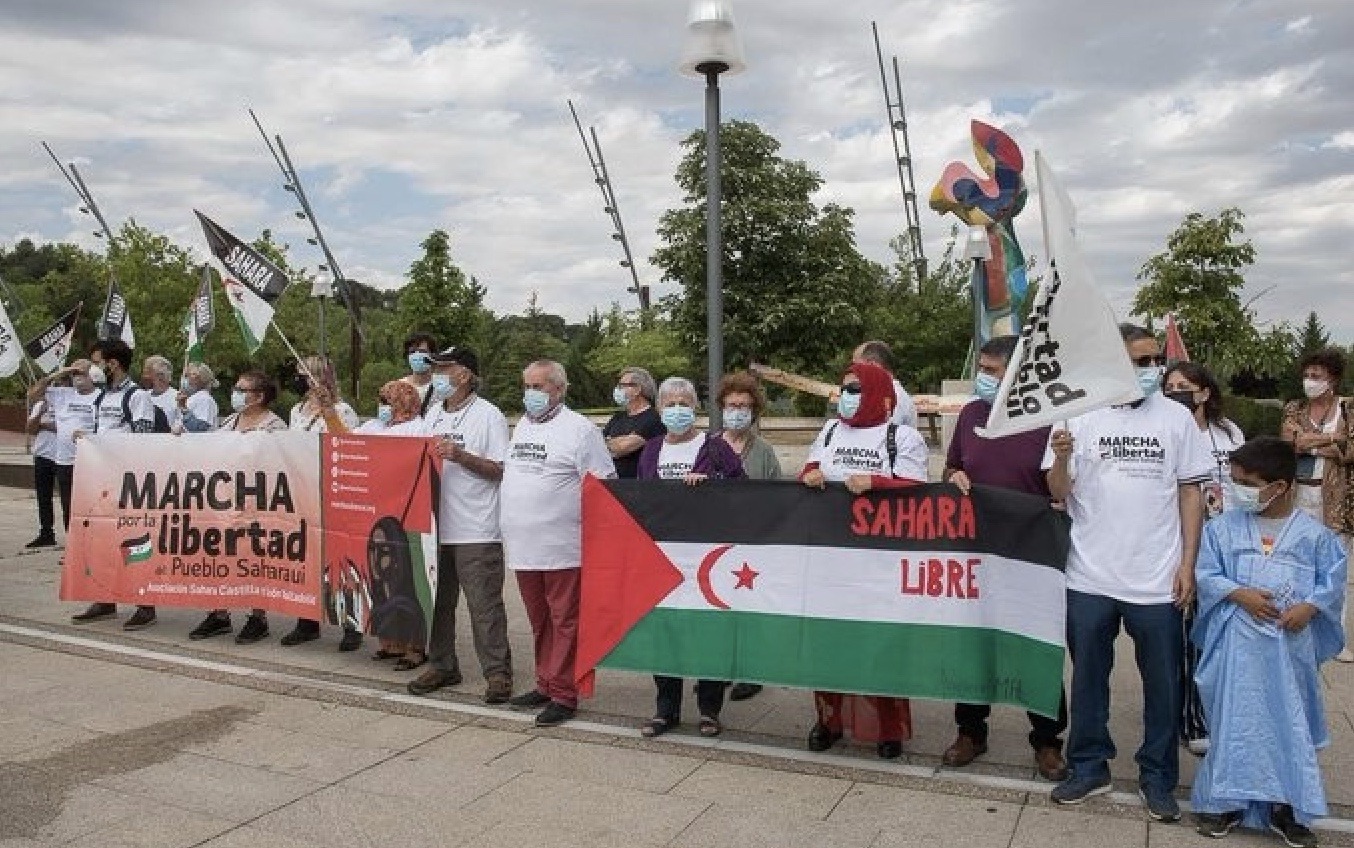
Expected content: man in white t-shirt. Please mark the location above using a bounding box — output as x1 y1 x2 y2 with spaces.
73 339 159 629
406 346 516 706
500 359 617 727
1043 324 1214 821
25 359 100 547
852 340 918 428
25 396 59 548
177 362 219 433
140 355 182 432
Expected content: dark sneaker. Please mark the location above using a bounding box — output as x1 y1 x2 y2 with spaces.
484 673 513 705
280 621 320 646
337 627 363 652
408 669 462 697
71 602 116 623
1139 785 1181 823
1051 773 1112 805
534 702 576 727
942 733 987 767
189 612 232 640
235 614 269 645
807 722 843 752
1196 811 1243 839
729 682 762 701
508 690 551 710
1270 804 1318 848
122 606 157 631
25 531 57 549
1035 746 1069 782
876 741 903 759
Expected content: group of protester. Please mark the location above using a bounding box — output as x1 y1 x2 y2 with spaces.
23 325 1351 846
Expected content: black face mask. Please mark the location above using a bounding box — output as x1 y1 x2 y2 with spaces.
292 374 310 396
1165 390 1198 411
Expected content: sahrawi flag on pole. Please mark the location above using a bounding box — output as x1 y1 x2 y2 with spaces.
24 303 81 375
977 151 1140 438
183 266 215 363
98 277 135 348
578 479 1070 716
194 211 289 354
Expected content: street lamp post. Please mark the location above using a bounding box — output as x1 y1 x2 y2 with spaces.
962 225 993 377
680 1 746 430
312 267 334 358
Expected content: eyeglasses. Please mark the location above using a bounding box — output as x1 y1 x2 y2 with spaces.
1132 355 1167 368
617 382 638 388
840 384 862 394
234 386 254 393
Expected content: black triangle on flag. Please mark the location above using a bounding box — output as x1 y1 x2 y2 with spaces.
194 210 290 302
24 302 81 375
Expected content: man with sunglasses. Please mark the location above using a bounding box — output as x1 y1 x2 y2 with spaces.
1043 323 1214 822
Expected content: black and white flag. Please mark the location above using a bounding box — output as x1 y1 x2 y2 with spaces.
24 303 81 375
98 278 135 348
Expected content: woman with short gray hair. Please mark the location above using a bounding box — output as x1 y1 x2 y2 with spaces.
177 362 219 433
603 366 665 478
636 375 745 738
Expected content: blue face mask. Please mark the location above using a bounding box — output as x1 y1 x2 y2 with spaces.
230 390 247 412
661 405 696 434
430 373 455 400
408 352 432 375
723 408 753 431
1137 365 1163 397
523 388 552 418
974 373 1001 403
377 404 393 425
1228 480 1279 514
837 391 862 419
180 376 192 394
613 386 630 407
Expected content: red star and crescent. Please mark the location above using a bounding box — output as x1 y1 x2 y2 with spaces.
733 562 759 590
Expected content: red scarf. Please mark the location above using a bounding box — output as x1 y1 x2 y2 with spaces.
840 361 895 428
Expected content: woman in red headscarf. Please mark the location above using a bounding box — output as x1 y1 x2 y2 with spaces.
800 360 931 758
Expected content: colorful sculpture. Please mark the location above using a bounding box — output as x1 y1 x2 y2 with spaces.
930 120 1030 343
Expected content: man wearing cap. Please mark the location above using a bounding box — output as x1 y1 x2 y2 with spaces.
408 346 516 705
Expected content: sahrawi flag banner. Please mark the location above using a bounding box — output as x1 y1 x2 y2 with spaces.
24 303 81 375
183 266 215 363
978 151 1140 439
194 210 288 354
578 479 1070 717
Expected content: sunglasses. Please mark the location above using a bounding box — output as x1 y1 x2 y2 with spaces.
1132 355 1167 368
839 384 862 394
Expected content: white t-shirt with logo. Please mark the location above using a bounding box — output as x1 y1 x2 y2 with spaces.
1201 420 1244 518
1041 392 1215 604
656 435 705 479
46 387 99 465
807 420 929 483
28 401 57 461
426 397 510 544
184 389 219 430
148 389 182 431
93 379 155 434
501 406 617 570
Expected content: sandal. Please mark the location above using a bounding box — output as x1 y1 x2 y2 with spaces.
640 717 677 738
698 716 722 737
371 649 404 661
393 653 427 671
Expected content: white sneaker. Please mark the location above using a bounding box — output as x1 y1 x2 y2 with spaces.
1336 648 1354 663
1187 738 1210 756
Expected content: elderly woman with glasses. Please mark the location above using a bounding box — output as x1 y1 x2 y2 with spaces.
636 376 746 738
800 360 929 759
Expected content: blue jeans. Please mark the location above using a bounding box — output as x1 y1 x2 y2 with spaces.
1065 589 1182 793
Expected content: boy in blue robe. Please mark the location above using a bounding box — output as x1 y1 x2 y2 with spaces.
1192 436 1347 846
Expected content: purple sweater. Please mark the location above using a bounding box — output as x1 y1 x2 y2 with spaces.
637 433 747 480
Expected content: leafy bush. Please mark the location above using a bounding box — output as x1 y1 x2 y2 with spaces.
1222 395 1284 440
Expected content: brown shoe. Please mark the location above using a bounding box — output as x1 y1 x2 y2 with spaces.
407 668 462 697
941 734 987 767
484 673 513 705
1035 745 1068 782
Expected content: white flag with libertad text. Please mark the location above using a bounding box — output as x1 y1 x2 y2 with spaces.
978 151 1140 439
0 297 24 378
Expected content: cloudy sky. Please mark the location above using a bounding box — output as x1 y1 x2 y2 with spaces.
2 0 1350 341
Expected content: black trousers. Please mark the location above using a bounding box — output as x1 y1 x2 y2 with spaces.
955 686 1069 751
654 676 725 722
34 457 72 533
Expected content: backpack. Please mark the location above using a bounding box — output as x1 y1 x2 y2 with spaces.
823 422 899 478
95 386 172 433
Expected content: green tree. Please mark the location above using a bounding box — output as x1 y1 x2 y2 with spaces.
651 121 883 385
1294 311 1330 359
396 230 486 349
1131 208 1259 376
478 292 570 411
588 305 693 390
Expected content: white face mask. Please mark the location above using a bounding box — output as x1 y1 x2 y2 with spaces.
1303 378 1330 400
1229 480 1282 514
